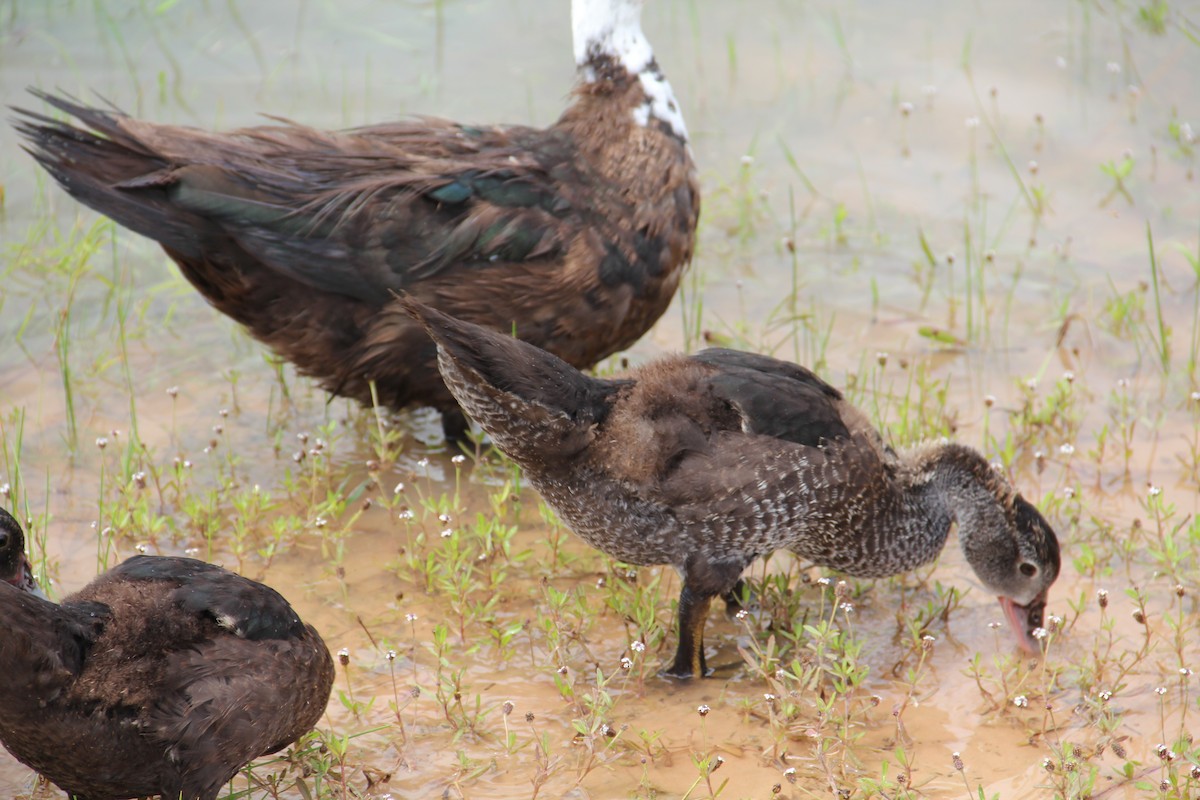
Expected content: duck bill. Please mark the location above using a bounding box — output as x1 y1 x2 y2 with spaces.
6 556 46 599
997 592 1048 655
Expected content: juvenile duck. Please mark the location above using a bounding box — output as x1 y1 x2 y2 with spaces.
403 300 1061 678
14 0 697 441
0 508 334 800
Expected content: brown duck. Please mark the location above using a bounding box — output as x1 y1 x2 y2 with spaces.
403 299 1062 679
0 508 334 800
14 0 698 440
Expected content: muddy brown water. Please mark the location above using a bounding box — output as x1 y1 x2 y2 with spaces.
2 1 1199 798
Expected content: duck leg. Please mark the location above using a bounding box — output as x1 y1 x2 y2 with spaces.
663 553 751 679
664 585 715 679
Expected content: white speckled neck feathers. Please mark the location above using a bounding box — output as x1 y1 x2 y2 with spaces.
571 0 688 141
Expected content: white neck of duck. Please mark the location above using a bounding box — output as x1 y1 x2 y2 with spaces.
571 0 689 142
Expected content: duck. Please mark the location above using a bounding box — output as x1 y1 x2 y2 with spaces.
401 299 1062 679
14 0 698 442
0 507 334 800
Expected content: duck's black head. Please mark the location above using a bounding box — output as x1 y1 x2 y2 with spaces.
0 507 40 594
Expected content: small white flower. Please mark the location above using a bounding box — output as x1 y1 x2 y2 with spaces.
451 454 466 464
620 656 633 670
965 116 981 129
405 613 418 622
1013 695 1029 708
631 641 646 653
440 528 453 538
1059 443 1075 456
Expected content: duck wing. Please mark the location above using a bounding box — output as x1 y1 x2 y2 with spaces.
691 348 850 446
108 555 307 640
15 92 581 304
151 626 334 800
103 557 333 798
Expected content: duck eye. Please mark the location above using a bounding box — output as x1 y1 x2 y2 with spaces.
1019 562 1038 578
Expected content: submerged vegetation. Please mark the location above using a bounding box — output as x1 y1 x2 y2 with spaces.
1 0 1199 798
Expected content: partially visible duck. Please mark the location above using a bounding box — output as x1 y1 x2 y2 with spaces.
402 299 1062 679
14 0 698 441
0 508 334 800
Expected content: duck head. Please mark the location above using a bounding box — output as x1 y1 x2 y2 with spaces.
959 490 1061 654
0 507 42 596
571 0 688 142
572 0 649 71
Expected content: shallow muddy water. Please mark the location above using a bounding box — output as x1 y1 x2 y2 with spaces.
1 1 1200 798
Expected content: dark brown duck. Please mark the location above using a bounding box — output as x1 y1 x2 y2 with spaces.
0 508 334 800
13 0 698 440
404 300 1062 679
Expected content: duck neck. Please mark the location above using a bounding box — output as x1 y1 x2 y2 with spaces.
829 442 1008 578
569 0 688 142
918 442 1014 573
